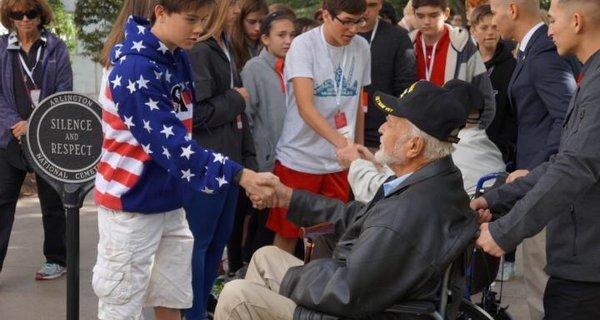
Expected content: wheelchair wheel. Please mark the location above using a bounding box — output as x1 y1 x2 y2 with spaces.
457 299 495 320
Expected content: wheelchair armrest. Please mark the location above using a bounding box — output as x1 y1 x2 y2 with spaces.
302 222 335 240
385 301 437 315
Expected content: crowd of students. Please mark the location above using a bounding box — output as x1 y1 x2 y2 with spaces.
1 0 593 318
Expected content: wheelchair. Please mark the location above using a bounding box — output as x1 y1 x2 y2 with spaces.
296 173 515 320
457 173 514 320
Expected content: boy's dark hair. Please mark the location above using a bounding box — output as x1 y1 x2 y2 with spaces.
470 4 492 26
380 1 399 25
294 17 320 35
151 0 215 24
322 0 366 17
412 0 449 11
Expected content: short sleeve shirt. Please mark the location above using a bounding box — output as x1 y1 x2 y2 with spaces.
276 26 371 174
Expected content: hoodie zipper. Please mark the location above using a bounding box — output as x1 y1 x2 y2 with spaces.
570 204 578 256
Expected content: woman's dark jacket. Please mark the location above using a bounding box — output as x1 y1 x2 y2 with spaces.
0 30 73 149
187 37 257 170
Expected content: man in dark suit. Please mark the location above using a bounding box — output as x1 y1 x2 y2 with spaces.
488 0 577 319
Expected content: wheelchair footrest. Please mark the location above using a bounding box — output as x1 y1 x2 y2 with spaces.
385 301 437 315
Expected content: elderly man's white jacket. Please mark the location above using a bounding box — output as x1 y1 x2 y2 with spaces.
349 127 505 203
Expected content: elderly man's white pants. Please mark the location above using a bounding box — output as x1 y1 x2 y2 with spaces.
215 246 303 320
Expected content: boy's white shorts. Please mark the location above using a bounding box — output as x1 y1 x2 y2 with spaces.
93 207 194 320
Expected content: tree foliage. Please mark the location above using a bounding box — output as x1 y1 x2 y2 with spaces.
74 0 123 62
48 0 77 52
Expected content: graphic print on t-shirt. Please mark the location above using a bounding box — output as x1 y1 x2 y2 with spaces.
314 56 358 97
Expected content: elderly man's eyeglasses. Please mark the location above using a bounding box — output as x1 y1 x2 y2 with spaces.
9 9 40 20
334 15 367 28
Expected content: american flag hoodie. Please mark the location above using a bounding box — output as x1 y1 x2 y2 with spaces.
94 16 243 213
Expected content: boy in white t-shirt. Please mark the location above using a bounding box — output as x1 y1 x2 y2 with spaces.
268 0 371 254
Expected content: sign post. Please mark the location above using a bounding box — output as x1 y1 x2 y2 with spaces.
23 92 103 320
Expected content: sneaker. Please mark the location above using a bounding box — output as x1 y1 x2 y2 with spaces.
496 261 515 282
35 262 66 280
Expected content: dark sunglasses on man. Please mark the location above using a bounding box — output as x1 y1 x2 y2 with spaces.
9 9 40 21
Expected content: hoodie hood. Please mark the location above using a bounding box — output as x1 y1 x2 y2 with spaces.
485 41 514 69
111 16 181 67
409 24 471 53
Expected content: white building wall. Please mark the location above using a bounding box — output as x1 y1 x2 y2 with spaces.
63 0 103 98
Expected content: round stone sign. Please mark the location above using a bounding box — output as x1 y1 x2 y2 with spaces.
25 92 103 184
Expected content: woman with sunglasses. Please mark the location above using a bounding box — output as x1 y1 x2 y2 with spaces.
0 0 72 280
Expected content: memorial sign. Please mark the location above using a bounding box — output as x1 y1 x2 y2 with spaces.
25 93 103 186
23 92 103 320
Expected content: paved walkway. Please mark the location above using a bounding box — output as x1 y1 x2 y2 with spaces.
0 195 531 319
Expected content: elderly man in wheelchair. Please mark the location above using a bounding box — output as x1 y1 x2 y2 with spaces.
214 81 479 320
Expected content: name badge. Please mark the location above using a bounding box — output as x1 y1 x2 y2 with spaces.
361 90 369 113
30 89 41 108
334 111 350 137
236 114 243 130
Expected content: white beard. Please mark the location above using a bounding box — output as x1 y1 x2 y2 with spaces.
375 142 407 166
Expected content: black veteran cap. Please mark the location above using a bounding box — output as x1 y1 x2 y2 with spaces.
443 79 484 124
373 81 467 143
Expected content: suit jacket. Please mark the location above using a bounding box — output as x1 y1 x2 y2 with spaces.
279 156 478 319
484 50 600 283
508 24 576 170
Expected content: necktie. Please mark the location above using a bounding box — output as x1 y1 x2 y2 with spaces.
517 49 525 62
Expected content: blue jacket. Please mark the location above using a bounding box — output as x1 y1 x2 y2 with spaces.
0 29 73 148
508 25 577 170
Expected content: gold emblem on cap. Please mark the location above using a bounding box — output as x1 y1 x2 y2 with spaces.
400 82 418 99
374 96 394 113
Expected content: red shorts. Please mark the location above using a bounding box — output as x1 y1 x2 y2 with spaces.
267 161 350 238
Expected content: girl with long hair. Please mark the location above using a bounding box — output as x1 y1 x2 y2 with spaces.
229 0 268 71
239 11 296 261
185 0 257 318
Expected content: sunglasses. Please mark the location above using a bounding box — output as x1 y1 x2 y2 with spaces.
9 9 40 21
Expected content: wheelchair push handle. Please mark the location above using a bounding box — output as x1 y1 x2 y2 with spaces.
475 173 503 195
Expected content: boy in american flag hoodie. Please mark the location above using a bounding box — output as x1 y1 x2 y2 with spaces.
91 3 276 319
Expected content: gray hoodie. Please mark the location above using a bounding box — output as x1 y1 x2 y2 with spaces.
241 48 287 172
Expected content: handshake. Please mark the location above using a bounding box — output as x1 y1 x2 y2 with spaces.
336 140 379 169
238 169 293 210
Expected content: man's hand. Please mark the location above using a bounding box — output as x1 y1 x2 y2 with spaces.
470 196 488 211
11 121 27 140
506 169 529 183
356 144 377 163
336 140 361 168
238 169 278 205
249 178 293 210
470 196 492 224
476 223 506 257
235 87 250 102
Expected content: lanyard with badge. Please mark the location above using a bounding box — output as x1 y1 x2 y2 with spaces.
360 19 379 114
320 26 351 138
221 40 243 130
420 34 439 81
18 46 43 108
